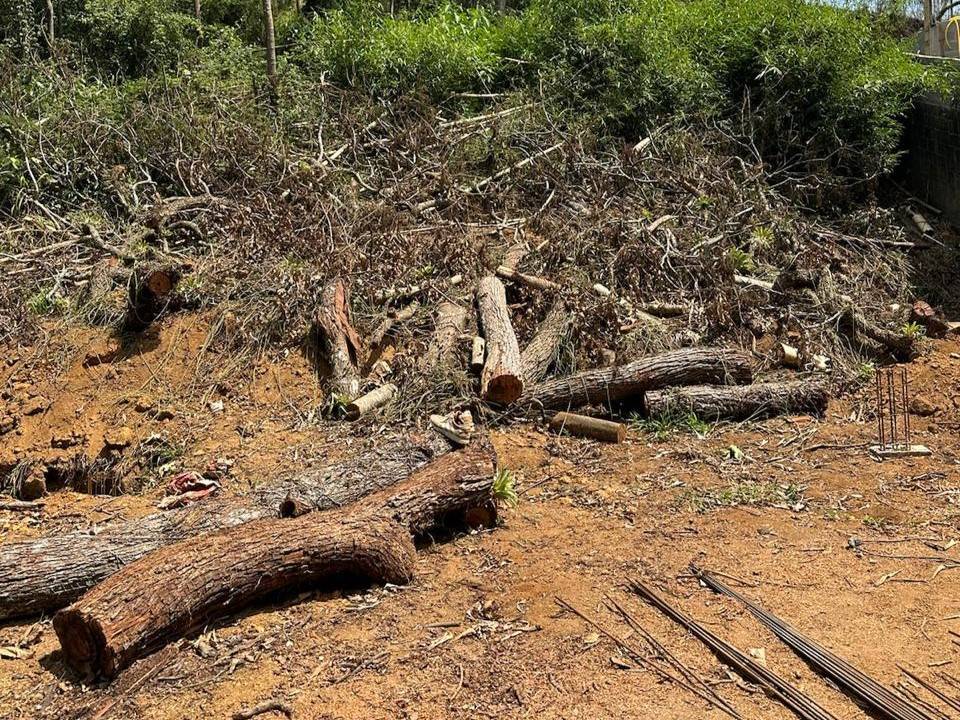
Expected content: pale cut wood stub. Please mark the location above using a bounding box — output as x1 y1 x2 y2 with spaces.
476 276 524 405
345 383 397 421
0 433 451 620
644 380 828 422
53 440 497 679
519 347 753 411
314 277 363 400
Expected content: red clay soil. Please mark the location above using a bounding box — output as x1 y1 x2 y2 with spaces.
2 312 960 719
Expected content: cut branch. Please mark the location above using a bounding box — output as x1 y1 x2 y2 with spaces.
644 381 828 422
476 276 524 405
521 299 570 384
519 348 753 411
54 441 497 679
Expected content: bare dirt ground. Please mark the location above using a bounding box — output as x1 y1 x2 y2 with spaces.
2 312 960 720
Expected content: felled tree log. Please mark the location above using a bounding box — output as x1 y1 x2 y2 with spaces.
477 276 524 405
420 302 468 372
644 380 828 422
54 440 497 679
548 412 625 443
123 263 182 331
345 383 397 421
521 299 570 384
314 278 363 399
519 348 753 411
0 434 450 621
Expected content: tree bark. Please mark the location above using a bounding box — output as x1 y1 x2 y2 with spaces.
0 434 450 621
420 302 467 372
263 0 278 93
644 380 828 422
495 265 560 292
314 278 363 399
548 412 625 443
519 348 753 411
193 0 201 21
476 276 524 405
521 299 570 383
54 440 496 679
45 0 55 45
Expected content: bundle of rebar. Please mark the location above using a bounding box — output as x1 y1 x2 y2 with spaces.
693 566 937 720
628 577 840 720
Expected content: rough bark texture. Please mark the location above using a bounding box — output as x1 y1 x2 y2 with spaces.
519 348 753 411
0 434 450 621
548 412 625 443
644 380 829 421
314 278 363 399
54 440 496 679
477 276 524 405
521 299 570 383
420 302 468 372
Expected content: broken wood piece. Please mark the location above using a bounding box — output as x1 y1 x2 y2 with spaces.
0 434 451 620
476 276 524 405
644 380 828 422
314 278 363 400
635 302 686 318
519 347 753 411
910 208 934 236
0 498 44 512
495 265 560 292
470 336 486 374
368 301 419 350
911 300 949 339
420 302 468 372
345 384 397 421
780 343 800 369
520 299 570 384
733 274 774 291
53 441 497 679
232 700 293 720
548 412 626 443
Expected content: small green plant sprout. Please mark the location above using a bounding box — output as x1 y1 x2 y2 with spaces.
724 444 745 461
900 321 925 340
27 287 67 317
324 392 352 419
857 361 876 383
726 247 756 274
492 468 518 507
749 225 775 250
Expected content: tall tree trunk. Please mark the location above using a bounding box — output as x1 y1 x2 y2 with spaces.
54 441 497 679
45 0 54 45
263 0 278 93
0 434 450 621
518 348 753 411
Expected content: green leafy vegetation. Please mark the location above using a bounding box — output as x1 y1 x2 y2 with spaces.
630 410 712 440
684 479 805 513
492 468 518 507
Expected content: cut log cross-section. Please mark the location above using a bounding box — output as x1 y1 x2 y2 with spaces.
519 347 753 411
0 434 451 621
644 380 829 422
54 440 497 680
521 299 570 384
315 278 364 399
476 275 524 405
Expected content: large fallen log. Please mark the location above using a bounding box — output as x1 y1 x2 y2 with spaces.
314 278 363 399
519 348 753 411
644 380 828 422
477 275 524 405
521 299 570 384
0 434 450 621
54 440 497 679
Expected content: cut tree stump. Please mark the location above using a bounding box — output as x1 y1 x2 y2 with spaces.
519 348 753 411
420 302 468 372
0 434 450 621
314 278 363 399
644 380 828 422
548 412 626 443
54 440 497 679
476 276 524 405
521 299 570 384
